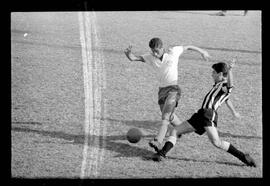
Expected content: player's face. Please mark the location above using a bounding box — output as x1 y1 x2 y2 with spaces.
151 47 164 58
212 70 223 82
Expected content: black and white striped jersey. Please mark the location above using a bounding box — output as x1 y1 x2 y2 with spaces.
201 81 232 111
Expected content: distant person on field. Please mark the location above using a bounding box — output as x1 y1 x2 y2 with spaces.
216 10 248 16
150 59 256 167
124 38 211 152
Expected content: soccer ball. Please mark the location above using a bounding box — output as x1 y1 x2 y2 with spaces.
126 128 143 143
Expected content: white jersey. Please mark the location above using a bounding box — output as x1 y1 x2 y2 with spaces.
142 46 184 87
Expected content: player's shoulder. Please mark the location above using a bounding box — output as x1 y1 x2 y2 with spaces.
168 45 183 50
221 82 233 92
167 45 184 54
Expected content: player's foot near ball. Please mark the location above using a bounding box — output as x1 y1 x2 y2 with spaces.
241 154 257 167
148 139 160 153
152 152 166 162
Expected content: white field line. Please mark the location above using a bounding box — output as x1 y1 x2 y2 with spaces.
84 12 99 178
78 12 95 179
91 11 107 176
78 11 106 179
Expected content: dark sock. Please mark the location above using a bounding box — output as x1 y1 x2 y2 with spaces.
227 144 245 160
159 141 174 157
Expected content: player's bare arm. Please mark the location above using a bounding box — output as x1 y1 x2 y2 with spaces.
183 45 211 61
124 45 145 62
225 99 241 119
226 58 236 88
225 58 240 118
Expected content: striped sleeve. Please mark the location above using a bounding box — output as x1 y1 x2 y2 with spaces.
221 84 233 102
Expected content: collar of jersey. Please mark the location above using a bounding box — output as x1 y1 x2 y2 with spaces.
213 80 227 86
152 53 168 63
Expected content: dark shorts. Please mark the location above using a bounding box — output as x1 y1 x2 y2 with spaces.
187 108 218 135
158 85 181 107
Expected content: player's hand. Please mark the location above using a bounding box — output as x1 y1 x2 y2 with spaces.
228 58 237 69
124 45 132 55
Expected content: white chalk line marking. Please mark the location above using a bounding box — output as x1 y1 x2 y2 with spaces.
90 11 106 176
85 12 99 177
78 11 94 179
79 11 106 179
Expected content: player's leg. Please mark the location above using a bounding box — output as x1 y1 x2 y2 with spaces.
170 113 181 127
156 92 177 142
157 109 201 157
205 126 256 167
149 92 178 151
204 125 230 151
152 120 195 161
163 120 195 154
158 120 194 158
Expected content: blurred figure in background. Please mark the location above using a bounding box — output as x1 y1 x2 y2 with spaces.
216 10 248 16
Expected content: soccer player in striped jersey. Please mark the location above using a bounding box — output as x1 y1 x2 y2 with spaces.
151 59 256 167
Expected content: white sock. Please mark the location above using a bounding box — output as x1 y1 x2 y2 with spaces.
167 136 177 146
220 141 230 151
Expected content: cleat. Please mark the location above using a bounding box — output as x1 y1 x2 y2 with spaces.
152 152 166 162
241 154 257 167
148 139 161 153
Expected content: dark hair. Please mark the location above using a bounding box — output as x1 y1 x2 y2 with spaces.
212 62 229 77
149 37 163 49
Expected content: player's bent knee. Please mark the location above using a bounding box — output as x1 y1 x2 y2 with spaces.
211 139 230 151
211 139 222 148
162 113 171 121
161 119 170 126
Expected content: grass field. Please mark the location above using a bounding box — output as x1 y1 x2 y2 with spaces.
11 11 262 178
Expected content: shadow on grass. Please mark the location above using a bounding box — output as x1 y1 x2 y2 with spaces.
11 121 43 125
12 126 248 167
219 131 262 140
166 156 245 167
12 118 261 164
11 125 156 159
141 152 245 167
99 118 262 140
175 11 246 17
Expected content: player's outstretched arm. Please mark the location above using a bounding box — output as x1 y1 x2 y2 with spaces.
124 45 145 62
227 58 236 88
225 99 241 119
183 45 211 61
225 58 241 119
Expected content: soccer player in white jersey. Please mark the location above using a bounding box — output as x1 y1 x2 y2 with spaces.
151 59 256 167
124 37 210 152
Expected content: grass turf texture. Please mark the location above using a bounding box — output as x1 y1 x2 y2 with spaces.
11 11 262 178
